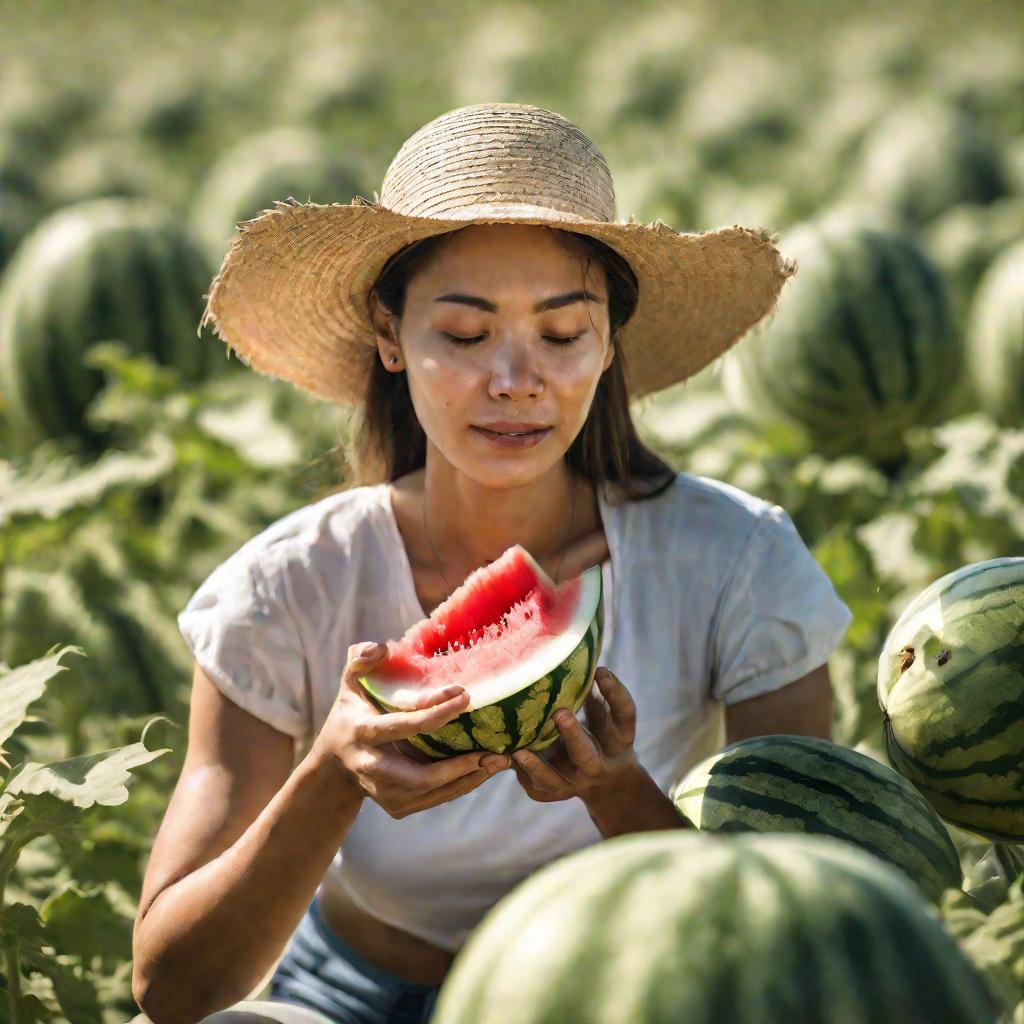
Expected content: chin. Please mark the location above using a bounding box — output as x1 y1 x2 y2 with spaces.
457 453 563 491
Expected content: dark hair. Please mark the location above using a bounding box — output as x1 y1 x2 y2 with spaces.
331 225 675 503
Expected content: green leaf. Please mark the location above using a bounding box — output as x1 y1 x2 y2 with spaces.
0 435 174 528
0 988 54 1024
635 390 746 450
197 396 303 468
39 881 132 969
857 511 935 588
960 879 1024 1012
0 901 103 1024
0 793 25 842
6 739 170 811
0 648 83 753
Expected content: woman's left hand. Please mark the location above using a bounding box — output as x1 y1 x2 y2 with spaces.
512 667 640 803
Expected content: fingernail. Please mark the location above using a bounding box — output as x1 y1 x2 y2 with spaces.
360 642 384 659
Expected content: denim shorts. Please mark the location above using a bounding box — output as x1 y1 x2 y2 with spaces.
265 892 442 1024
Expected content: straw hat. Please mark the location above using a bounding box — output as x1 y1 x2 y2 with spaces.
198 102 797 405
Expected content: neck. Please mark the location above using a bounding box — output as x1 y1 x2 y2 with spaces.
421 443 585 576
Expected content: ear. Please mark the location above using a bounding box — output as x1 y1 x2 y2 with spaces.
368 290 403 371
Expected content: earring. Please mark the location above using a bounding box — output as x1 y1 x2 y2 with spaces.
390 356 398 365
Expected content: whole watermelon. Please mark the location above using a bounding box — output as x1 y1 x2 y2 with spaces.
878 557 1024 842
431 832 1000 1024
0 197 224 445
670 733 962 903
966 240 1024 425
922 198 1024 331
190 126 365 265
847 97 1008 227
721 213 961 468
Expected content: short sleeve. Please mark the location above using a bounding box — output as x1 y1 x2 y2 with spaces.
177 547 309 740
710 503 853 705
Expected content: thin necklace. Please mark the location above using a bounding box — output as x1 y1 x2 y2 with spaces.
423 483 578 599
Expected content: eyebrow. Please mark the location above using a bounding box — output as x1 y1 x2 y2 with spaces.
433 290 603 314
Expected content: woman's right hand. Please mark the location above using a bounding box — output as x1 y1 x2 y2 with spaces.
312 641 511 819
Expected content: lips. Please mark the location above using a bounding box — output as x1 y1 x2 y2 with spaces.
474 422 549 435
472 425 553 447
473 427 550 441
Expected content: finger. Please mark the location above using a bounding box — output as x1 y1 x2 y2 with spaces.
536 738 573 775
512 748 576 794
356 746 496 792
342 642 390 695
400 766 497 815
596 668 637 743
553 709 604 777
583 685 615 749
512 763 565 802
356 690 471 745
411 684 471 710
555 531 610 584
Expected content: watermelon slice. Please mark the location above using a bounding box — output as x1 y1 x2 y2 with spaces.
359 544 604 758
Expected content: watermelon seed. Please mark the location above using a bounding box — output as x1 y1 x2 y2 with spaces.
936 649 951 666
897 647 915 673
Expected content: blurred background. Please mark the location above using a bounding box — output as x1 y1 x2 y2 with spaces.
0 1 1023 1019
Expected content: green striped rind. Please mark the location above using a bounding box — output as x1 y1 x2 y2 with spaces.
431 832 1000 1024
721 215 959 466
877 557 1024 841
372 591 603 759
669 734 962 903
966 239 1024 425
0 197 221 442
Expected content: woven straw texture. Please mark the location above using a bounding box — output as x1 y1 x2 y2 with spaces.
199 103 797 405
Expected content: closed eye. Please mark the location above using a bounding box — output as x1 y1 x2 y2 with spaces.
441 332 581 346
442 333 486 345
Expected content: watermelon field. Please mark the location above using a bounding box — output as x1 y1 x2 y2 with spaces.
2 0 1024 1020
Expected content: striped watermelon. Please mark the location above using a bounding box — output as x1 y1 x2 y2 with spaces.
190 127 364 264
0 198 224 445
922 198 1024 330
848 97 1008 227
878 557 1024 842
721 213 961 468
683 46 802 179
431 832 1001 1024
359 545 602 758
966 240 1024 425
670 734 962 903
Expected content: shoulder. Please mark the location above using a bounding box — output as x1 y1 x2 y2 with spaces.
226 483 391 585
609 472 778 564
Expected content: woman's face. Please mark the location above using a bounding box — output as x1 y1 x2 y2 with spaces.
370 223 615 490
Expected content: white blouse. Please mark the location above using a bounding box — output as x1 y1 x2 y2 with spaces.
177 472 852 952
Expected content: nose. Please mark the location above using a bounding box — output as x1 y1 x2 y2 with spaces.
486 334 544 400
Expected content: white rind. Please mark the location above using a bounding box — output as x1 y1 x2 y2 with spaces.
366 565 603 711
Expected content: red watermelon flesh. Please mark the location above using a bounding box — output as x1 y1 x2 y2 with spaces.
358 544 604 755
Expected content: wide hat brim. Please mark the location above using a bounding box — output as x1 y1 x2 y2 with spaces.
198 195 797 406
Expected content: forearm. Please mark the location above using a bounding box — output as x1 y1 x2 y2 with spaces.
134 749 363 1024
582 764 687 839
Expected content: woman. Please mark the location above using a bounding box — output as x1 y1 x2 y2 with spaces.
131 103 852 1024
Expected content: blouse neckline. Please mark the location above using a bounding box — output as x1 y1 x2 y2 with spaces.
377 482 615 647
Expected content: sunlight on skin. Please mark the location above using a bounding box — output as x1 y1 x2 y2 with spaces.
368 223 615 577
